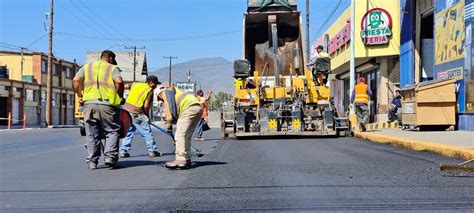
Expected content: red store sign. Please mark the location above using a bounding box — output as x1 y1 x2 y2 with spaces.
328 20 351 55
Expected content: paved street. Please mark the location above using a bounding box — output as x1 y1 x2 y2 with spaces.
0 128 473 211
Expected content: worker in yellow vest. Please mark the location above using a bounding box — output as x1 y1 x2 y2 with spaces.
156 86 202 169
350 77 373 132
119 75 162 158
73 50 124 170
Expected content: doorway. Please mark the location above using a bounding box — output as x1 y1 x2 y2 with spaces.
420 11 434 82
0 97 7 125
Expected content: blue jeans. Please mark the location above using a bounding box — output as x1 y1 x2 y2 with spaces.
120 113 158 154
194 118 206 137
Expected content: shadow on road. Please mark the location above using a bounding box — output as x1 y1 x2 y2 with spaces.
152 161 227 169
192 161 227 168
116 160 159 168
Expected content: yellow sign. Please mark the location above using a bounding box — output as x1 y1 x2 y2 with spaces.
435 0 465 65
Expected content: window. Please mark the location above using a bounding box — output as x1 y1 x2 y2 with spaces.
15 87 23 93
53 64 60 75
65 67 74 78
42 61 48 73
25 89 34 102
68 94 74 106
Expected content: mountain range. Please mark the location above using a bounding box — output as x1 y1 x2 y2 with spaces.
150 57 234 94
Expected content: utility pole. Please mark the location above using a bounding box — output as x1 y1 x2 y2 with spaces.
306 0 310 63
46 0 54 126
163 56 177 86
350 0 355 114
125 46 145 82
20 47 27 80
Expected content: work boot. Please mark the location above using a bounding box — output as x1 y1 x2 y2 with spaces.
120 152 130 158
149 151 162 157
104 157 118 168
165 160 191 169
87 162 97 170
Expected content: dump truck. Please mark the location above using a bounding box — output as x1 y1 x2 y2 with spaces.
221 0 348 138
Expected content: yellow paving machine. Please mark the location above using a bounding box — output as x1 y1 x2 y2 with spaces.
221 0 348 138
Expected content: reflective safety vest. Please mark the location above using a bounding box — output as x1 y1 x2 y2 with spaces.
163 87 199 122
354 83 369 105
83 60 121 106
175 87 199 115
197 96 208 119
126 83 152 108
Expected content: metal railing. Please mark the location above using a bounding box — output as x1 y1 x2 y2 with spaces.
0 112 27 129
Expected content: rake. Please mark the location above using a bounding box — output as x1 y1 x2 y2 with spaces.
149 122 203 157
440 159 474 172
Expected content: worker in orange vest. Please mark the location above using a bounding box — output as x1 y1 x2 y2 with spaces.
351 77 373 132
194 89 213 141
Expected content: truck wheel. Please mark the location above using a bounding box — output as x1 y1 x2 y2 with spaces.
80 125 86 136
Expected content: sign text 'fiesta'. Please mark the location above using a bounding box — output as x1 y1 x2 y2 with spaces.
360 8 392 45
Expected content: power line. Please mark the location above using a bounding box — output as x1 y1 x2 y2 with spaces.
67 0 119 40
76 0 130 40
0 42 22 49
312 0 344 42
56 1 121 44
55 30 241 42
27 34 49 48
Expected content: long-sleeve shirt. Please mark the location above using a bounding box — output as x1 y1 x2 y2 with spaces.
350 86 373 106
391 96 402 108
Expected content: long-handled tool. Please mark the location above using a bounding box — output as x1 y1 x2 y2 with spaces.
149 122 203 157
440 159 474 172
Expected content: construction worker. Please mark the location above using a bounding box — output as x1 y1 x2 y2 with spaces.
315 45 329 58
351 77 373 132
119 75 162 158
194 89 213 141
309 45 330 85
156 86 202 169
388 90 402 122
73 50 124 170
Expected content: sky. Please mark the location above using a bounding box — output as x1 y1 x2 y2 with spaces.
0 0 350 71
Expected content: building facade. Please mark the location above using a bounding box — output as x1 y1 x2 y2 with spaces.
400 0 474 131
314 0 401 123
0 51 79 126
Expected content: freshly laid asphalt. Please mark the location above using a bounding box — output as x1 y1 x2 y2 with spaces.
0 128 472 211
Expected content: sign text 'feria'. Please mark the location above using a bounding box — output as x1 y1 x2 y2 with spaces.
360 8 392 45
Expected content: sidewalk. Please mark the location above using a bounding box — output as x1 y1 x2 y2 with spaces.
356 129 474 160
0 124 78 132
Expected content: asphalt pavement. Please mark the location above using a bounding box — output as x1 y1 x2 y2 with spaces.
0 128 473 211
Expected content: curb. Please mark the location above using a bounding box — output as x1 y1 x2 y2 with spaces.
355 132 474 160
48 125 79 128
0 128 41 132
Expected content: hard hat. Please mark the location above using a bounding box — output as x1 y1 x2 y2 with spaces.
155 85 167 96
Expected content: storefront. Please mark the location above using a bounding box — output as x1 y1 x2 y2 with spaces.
313 0 401 123
400 0 474 131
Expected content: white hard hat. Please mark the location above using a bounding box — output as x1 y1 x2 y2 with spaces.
155 85 167 96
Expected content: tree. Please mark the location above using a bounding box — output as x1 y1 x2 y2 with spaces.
208 91 233 111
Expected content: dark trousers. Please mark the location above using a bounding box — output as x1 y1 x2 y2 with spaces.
84 104 120 163
355 105 369 132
